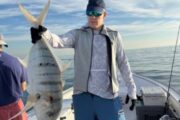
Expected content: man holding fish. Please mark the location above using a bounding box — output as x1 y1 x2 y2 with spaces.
30 0 137 119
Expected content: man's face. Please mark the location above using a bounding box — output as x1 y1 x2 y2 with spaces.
87 11 106 30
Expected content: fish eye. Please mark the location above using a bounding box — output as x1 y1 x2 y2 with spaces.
36 93 41 99
49 96 54 103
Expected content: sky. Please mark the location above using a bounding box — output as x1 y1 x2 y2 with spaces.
0 0 180 56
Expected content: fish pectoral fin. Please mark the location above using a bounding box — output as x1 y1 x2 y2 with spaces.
17 57 28 68
8 94 38 120
61 61 73 72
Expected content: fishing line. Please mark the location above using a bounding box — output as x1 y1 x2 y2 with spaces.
165 25 180 114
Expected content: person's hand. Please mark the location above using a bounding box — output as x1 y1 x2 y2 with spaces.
30 25 47 44
125 94 136 111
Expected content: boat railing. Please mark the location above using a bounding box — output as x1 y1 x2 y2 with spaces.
133 73 180 103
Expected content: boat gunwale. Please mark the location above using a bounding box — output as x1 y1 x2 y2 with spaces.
133 73 180 102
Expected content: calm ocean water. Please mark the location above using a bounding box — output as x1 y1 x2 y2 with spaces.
20 46 180 103
61 46 180 95
127 46 180 94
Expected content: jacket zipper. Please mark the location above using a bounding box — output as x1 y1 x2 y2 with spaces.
87 29 94 92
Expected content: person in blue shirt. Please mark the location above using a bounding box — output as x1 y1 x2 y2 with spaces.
0 34 28 120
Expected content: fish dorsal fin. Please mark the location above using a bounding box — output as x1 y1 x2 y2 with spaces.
18 0 51 26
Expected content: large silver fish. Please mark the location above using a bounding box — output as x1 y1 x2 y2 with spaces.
9 0 64 120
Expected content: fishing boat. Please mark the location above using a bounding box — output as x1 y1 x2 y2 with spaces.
16 0 180 119
27 73 180 120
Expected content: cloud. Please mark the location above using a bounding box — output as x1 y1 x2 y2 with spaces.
0 0 48 5
0 7 20 19
0 0 14 4
106 0 180 19
1 0 180 19
0 0 180 50
109 20 180 36
51 0 87 13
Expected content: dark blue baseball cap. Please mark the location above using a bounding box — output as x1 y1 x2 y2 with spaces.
86 0 106 14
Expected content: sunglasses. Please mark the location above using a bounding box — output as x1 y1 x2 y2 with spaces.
86 11 102 17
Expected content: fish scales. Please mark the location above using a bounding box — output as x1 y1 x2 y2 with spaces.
27 40 63 120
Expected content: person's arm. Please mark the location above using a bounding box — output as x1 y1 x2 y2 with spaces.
116 32 137 100
21 81 27 91
30 26 76 48
42 29 76 48
20 64 28 92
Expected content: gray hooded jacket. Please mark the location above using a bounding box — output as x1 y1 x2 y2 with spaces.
43 25 137 99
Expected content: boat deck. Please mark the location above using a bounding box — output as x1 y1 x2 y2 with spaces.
28 74 180 120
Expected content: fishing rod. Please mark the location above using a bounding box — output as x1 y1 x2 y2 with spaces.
165 25 180 114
